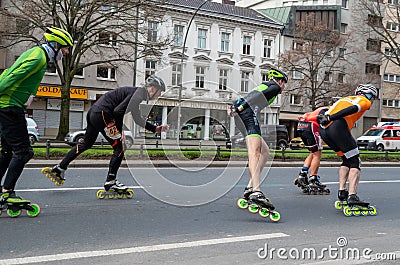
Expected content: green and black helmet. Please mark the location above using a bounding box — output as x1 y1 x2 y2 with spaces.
268 68 288 83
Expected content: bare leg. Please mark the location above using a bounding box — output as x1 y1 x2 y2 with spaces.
348 168 360 195
309 151 322 176
246 136 262 191
303 153 313 169
339 166 350 190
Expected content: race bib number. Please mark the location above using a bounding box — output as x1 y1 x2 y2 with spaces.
104 122 121 140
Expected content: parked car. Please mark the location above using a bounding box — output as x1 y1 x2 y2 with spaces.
289 136 330 150
64 126 134 148
231 124 289 149
26 117 40 145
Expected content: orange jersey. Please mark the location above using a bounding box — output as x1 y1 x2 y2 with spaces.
326 95 371 129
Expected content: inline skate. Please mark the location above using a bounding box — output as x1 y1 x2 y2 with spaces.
237 187 253 209
246 191 280 222
307 175 330 195
334 191 377 217
293 171 309 193
41 165 65 186
96 179 134 199
0 191 40 218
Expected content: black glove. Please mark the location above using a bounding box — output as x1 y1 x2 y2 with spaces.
317 114 331 126
229 105 239 117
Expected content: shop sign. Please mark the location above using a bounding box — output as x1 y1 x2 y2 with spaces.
37 85 88 100
47 98 84 111
155 99 228 110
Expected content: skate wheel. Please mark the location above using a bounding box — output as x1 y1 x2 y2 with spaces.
237 198 248 209
7 208 22 218
258 208 270 218
107 193 115 199
26 204 41 217
248 204 259 214
361 210 368 216
41 167 51 174
125 190 134 199
334 201 343 210
309 190 316 195
116 193 124 199
353 207 361 216
369 206 377 216
293 178 299 186
343 206 352 217
96 189 106 199
269 211 281 222
324 189 330 194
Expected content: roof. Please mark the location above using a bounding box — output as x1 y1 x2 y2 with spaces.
257 7 292 24
164 0 282 26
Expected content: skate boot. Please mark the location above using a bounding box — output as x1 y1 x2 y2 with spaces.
342 194 377 217
237 187 253 209
247 191 280 222
0 191 40 218
293 171 309 194
96 178 134 199
334 189 349 210
308 175 330 195
41 165 65 186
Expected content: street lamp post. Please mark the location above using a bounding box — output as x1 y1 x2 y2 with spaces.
176 0 209 143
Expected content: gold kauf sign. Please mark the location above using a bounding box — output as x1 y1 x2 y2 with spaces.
36 85 88 100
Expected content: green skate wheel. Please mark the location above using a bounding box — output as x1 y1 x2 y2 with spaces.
353 207 361 216
343 206 352 217
334 201 343 210
269 211 281 222
26 204 40 217
237 198 248 209
248 204 258 214
7 208 22 218
125 190 134 199
96 189 106 199
116 193 124 199
361 210 369 216
258 208 270 218
369 206 377 216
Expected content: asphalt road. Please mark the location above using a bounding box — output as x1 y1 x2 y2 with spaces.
0 167 399 265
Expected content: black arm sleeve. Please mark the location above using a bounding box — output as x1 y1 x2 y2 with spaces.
330 105 359 120
127 88 157 133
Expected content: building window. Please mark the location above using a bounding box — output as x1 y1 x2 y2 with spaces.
340 23 348 34
365 63 380 75
338 73 345 83
241 71 251 92
242 36 251 55
366 39 381 52
368 14 383 27
386 21 399 32
342 0 348 8
293 41 304 50
262 72 268 82
197 28 208 49
388 0 400 5
220 32 230 52
290 94 301 105
219 69 228 90
195 66 206 88
172 63 181 86
174 25 184 46
339 48 346 58
145 60 156 79
97 66 116 80
46 62 57 74
147 21 158 42
99 32 117 46
324 71 332 82
74 64 84 78
263 39 273 58
383 73 400 83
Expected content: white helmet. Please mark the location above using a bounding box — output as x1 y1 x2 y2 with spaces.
355 84 378 99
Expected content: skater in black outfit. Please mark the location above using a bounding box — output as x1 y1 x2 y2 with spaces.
44 75 169 193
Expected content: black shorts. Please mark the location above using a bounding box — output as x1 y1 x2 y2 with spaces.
297 122 322 152
319 118 358 158
234 105 261 137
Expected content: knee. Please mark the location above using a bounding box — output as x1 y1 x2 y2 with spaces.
13 147 34 164
0 148 12 160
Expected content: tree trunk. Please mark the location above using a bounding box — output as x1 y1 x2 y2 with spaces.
56 84 70 140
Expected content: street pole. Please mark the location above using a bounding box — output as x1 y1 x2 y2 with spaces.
379 56 389 122
176 0 209 143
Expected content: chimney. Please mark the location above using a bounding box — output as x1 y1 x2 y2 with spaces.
222 0 235 5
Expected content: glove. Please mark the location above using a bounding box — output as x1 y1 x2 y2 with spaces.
229 105 239 117
317 114 331 126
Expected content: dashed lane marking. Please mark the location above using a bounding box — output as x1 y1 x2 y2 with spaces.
0 233 289 265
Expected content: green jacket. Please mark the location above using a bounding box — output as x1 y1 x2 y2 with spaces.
0 46 48 110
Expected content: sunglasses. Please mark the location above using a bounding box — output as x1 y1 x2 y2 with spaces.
364 93 376 100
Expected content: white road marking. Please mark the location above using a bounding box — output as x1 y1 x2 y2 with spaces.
15 186 143 192
0 233 289 265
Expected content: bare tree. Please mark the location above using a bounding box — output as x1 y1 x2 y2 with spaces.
279 13 357 110
0 0 170 139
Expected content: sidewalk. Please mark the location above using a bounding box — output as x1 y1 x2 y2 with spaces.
26 159 399 168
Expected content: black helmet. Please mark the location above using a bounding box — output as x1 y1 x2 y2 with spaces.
268 67 288 83
145 75 166 91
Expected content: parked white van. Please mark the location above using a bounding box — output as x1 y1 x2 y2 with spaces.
357 124 400 151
